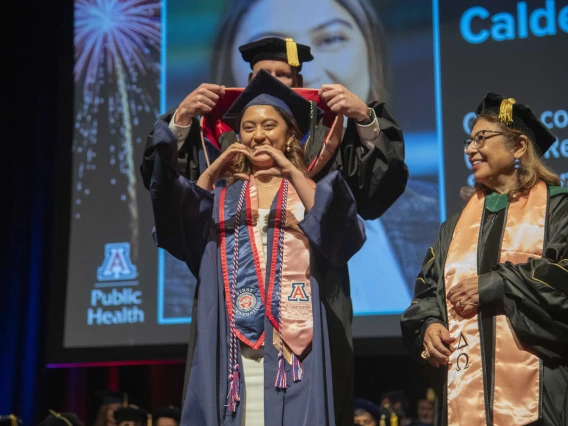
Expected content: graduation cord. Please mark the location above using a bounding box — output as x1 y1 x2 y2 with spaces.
272 180 305 388
226 181 248 413
274 179 289 389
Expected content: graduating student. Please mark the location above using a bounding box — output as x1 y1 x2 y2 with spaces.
353 398 381 426
401 93 568 426
93 391 129 426
141 37 407 220
148 71 366 425
38 411 85 426
0 415 21 426
113 407 150 426
152 407 181 426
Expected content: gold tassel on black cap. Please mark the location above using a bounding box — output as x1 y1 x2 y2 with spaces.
379 414 386 426
390 412 398 426
285 38 300 67
49 410 73 426
8 414 22 426
383 403 398 426
499 97 516 126
426 387 436 403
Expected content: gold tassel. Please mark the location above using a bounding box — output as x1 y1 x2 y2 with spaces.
9 414 22 426
49 410 73 426
123 393 128 408
147 413 152 426
390 412 398 426
285 38 300 67
382 403 398 426
426 387 436 403
499 97 516 126
379 414 386 426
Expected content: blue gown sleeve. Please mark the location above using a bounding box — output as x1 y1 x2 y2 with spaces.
298 170 366 268
148 119 214 276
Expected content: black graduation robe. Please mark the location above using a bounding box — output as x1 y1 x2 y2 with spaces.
401 186 568 426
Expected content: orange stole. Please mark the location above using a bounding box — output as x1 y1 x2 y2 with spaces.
444 181 546 426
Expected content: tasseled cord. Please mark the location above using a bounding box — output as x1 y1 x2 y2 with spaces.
274 352 288 389
292 353 304 382
225 183 247 414
272 181 305 390
227 364 241 413
274 352 304 388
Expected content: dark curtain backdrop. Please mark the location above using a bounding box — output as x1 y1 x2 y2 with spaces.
0 0 186 423
2 0 74 422
1 1 428 425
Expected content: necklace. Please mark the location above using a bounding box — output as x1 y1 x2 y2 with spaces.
257 178 281 188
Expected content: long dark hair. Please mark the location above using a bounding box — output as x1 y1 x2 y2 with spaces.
209 0 389 103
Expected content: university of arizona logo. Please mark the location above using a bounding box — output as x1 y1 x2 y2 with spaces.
288 282 310 302
235 288 261 317
97 243 137 281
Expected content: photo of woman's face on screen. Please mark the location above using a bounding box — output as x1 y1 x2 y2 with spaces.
230 0 371 102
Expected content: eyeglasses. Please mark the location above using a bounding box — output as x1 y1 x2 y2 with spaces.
463 130 504 151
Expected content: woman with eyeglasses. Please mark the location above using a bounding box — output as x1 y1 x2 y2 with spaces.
401 92 568 426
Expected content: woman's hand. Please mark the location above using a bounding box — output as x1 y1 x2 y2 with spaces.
252 146 315 210
447 277 480 316
251 145 298 179
423 323 456 368
197 143 249 190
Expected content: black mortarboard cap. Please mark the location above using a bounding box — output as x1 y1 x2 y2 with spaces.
99 391 125 406
152 406 181 423
354 398 382 422
222 69 324 136
114 407 149 426
0 415 22 426
476 92 557 156
239 37 313 71
94 390 137 408
38 411 84 426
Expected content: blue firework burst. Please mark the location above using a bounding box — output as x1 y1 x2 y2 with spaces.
73 0 161 260
74 0 161 88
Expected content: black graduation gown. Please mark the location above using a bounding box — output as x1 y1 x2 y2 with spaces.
140 101 408 221
401 187 568 426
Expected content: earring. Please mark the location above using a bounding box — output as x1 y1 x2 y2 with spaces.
286 139 292 152
236 133 241 142
514 157 520 170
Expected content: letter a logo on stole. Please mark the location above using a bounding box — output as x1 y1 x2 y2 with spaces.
97 243 137 281
288 282 310 302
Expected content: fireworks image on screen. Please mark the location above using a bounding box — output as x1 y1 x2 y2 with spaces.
73 0 161 260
